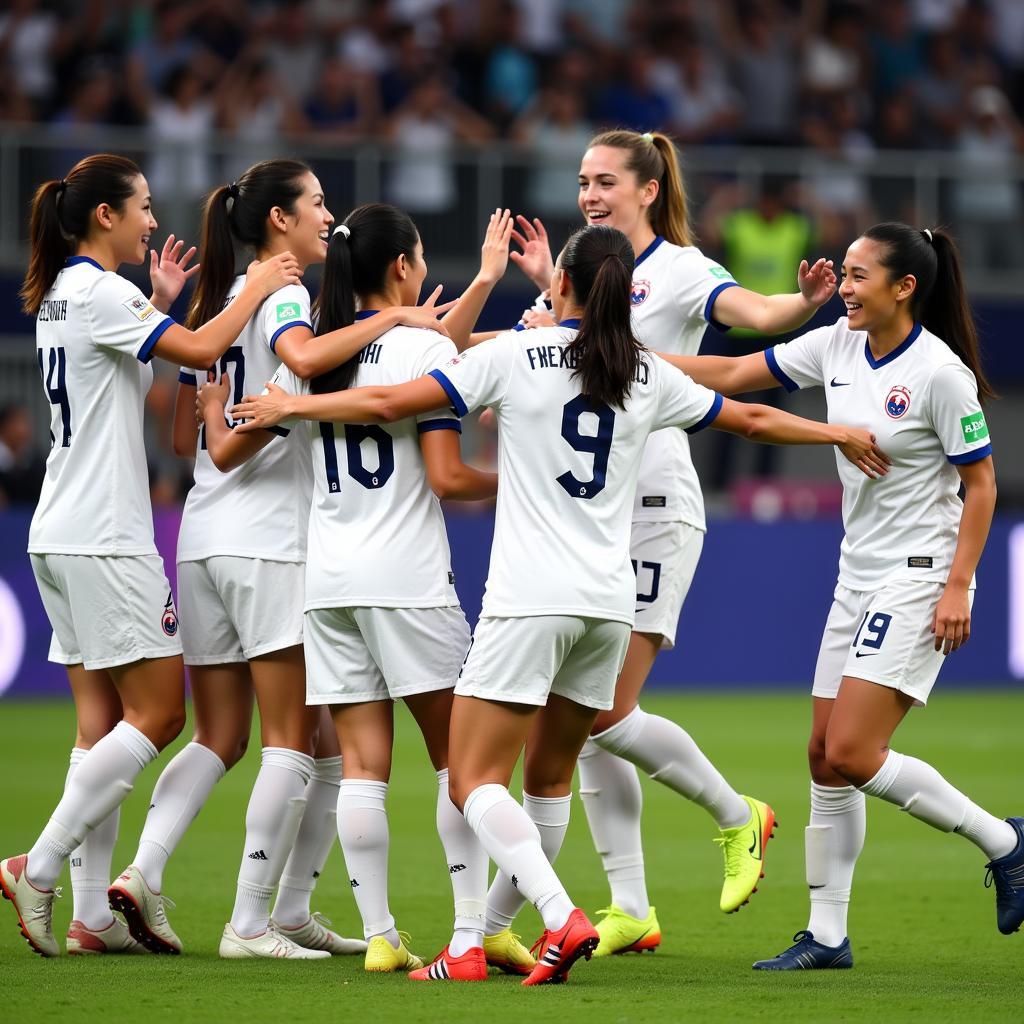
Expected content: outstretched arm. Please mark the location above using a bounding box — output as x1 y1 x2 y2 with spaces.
657 351 778 395
419 428 497 501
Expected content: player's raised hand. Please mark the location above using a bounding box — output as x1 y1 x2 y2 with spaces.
391 284 458 336
245 252 302 297
837 428 892 479
932 585 971 655
510 214 555 291
150 234 200 310
196 371 231 424
231 382 291 432
479 208 514 285
797 257 837 307
521 307 557 329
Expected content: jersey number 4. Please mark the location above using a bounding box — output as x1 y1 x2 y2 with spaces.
38 346 72 448
557 395 615 500
319 423 395 492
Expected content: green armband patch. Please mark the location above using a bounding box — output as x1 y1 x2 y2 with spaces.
708 265 733 280
960 411 988 444
275 301 301 322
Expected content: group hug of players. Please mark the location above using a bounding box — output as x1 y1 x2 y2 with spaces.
2 127 1021 985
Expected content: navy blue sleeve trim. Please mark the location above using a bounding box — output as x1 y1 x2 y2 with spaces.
138 317 174 363
703 280 739 328
265 424 291 438
269 320 313 352
764 348 800 393
685 392 724 434
513 323 526 331
947 443 992 465
178 370 197 386
427 369 469 417
418 418 463 434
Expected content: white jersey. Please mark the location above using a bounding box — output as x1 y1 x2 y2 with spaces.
767 318 992 590
273 315 462 610
176 279 313 564
29 256 174 556
431 322 722 624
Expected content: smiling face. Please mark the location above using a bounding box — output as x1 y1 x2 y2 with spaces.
276 171 334 269
104 174 157 265
839 236 917 334
577 145 657 239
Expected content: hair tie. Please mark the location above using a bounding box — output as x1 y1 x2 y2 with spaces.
641 132 654 141
227 181 240 199
922 228 934 244
333 223 351 239
57 178 67 193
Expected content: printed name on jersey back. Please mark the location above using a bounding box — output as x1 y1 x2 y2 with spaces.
121 295 159 322
523 342 651 385
37 299 68 322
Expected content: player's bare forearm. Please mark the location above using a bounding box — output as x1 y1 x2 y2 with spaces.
465 330 501 349
277 314 403 380
715 400 855 447
656 352 776 394
711 286 819 336
443 276 496 350
172 381 199 457
432 465 498 501
947 457 996 591
203 405 274 472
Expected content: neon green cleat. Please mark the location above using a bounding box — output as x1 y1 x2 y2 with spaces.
483 928 536 975
715 795 776 913
592 905 661 957
364 930 424 972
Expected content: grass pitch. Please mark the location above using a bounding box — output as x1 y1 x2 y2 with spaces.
1 691 1022 1023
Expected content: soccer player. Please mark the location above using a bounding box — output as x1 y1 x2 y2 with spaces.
112 161 452 960
660 222 1024 967
200 203 510 977
0 154 300 957
228 223 882 984
491 129 839 957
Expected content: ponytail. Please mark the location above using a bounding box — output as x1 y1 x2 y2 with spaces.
186 159 310 331
310 228 357 393
560 225 642 409
21 153 140 315
862 222 995 402
587 130 694 247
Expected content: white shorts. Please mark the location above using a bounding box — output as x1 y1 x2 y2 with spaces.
304 605 471 705
456 616 631 711
176 557 305 665
811 580 975 707
31 553 182 671
630 521 704 650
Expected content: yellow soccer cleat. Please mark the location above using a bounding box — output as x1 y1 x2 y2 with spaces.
482 928 536 976
364 930 424 973
716 795 776 913
592 905 661 957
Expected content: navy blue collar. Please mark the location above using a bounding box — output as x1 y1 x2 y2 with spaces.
559 318 581 329
634 235 664 268
66 255 104 271
864 323 921 369
355 309 379 319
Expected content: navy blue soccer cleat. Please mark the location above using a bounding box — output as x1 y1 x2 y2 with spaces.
752 930 853 971
985 816 1024 935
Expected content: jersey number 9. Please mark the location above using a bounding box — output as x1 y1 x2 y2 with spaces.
557 395 615 500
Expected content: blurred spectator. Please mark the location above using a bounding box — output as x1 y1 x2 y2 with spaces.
482 3 538 133
0 405 45 507
338 7 394 77
653 35 738 145
872 93 926 221
802 4 866 109
266 1 323 104
595 48 671 133
911 0 967 32
0 65 33 122
0 0 58 112
514 0 566 56
303 56 375 140
868 0 926 101
912 31 966 146
379 23 435 112
127 1 200 96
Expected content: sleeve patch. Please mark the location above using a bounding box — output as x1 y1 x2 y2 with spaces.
960 411 989 444
122 295 160 322
275 301 302 322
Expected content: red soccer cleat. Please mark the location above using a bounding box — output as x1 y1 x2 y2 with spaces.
408 944 487 982
522 909 599 986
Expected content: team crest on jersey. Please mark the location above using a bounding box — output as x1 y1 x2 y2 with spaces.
885 385 911 419
630 279 651 306
161 591 178 637
121 295 158 322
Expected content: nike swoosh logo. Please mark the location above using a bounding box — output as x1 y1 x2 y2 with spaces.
854 651 879 658
830 378 852 387
749 805 763 860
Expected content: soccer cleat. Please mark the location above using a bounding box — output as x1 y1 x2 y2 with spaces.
522 908 599 986
715 795 776 913
752 930 853 970
0 854 61 957
483 928 536 975
364 930 424 972
984 816 1024 935
592 904 661 957
107 864 182 954
67 916 146 955
408 944 487 981
219 921 331 959
272 911 368 955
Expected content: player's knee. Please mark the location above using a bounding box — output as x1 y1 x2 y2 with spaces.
447 774 469 814
823 733 869 785
147 704 187 752
807 731 830 779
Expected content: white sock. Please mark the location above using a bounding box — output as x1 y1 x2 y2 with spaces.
805 783 865 947
436 769 488 956
27 722 157 890
484 791 570 935
861 750 1017 860
593 707 750 829
229 747 313 937
578 738 650 919
273 755 343 928
336 778 397 943
65 748 118 930
464 784 574 933
134 742 226 893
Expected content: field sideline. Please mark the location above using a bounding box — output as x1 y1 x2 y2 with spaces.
1 691 1022 1022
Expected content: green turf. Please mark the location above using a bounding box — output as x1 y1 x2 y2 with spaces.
1 692 1022 1022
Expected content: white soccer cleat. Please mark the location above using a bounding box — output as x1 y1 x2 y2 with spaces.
218 921 332 959
107 864 182 954
0 854 61 958
272 911 368 955
67 915 147 955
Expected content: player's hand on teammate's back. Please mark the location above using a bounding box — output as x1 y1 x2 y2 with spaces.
521 308 557 329
932 585 971 655
196 372 231 425
837 428 892 479
149 234 200 311
245 252 302 296
797 257 837 308
510 214 555 290
231 382 290 432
